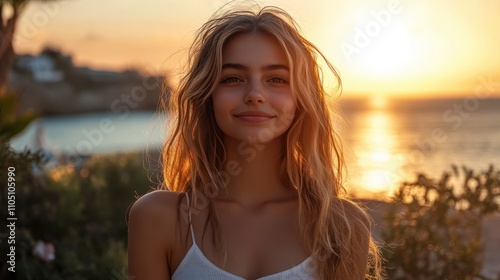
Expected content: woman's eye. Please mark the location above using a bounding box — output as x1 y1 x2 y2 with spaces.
221 76 242 83
269 77 288 83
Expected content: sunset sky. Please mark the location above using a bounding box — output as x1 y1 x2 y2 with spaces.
11 0 500 98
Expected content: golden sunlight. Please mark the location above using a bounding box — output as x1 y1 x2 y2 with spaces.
364 169 392 192
348 105 403 198
370 95 387 109
355 23 420 78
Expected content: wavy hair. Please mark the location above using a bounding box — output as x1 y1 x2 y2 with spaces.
161 4 383 280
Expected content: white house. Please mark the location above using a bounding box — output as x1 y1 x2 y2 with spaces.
16 55 64 83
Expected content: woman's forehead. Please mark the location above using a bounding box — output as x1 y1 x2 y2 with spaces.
221 32 289 67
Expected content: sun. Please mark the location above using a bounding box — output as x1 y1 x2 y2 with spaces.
354 23 420 78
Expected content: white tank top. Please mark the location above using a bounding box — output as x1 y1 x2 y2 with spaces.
171 193 318 279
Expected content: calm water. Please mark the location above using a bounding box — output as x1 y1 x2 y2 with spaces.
10 97 500 199
340 97 500 199
10 111 166 156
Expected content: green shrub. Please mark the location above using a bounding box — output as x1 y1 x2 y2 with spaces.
383 165 500 280
1 149 155 279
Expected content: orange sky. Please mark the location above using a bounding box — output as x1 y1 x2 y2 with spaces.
10 0 500 98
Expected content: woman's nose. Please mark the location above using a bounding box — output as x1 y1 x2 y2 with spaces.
244 80 265 104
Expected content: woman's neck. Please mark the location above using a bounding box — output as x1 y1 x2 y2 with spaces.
217 136 296 209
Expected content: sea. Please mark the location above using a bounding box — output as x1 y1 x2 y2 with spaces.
10 97 500 200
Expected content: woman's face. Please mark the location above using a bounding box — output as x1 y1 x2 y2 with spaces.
212 32 296 145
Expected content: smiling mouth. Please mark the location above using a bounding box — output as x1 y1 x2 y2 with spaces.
233 111 275 123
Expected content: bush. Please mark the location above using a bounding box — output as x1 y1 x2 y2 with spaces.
383 165 500 280
1 150 155 279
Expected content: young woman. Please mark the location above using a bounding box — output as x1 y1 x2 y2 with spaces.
128 5 383 280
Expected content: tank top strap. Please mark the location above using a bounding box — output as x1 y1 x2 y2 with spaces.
184 192 196 245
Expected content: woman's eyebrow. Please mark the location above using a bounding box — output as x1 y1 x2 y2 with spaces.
262 64 289 72
222 63 247 71
222 63 289 72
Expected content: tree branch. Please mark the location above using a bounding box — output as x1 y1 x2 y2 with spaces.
0 5 16 59
0 3 4 32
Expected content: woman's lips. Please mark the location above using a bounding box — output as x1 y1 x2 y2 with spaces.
233 111 275 123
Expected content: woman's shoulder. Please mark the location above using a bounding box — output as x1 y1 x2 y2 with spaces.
128 190 186 239
131 189 184 211
128 191 186 260
128 190 187 279
129 190 185 224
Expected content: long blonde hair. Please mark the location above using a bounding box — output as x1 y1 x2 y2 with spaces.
161 4 383 279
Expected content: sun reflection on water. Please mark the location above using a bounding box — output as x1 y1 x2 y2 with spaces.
345 99 404 200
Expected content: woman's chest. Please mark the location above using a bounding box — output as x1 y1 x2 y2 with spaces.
195 206 309 277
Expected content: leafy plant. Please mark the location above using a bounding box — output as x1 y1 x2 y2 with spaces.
1 150 154 279
383 165 500 280
0 92 38 141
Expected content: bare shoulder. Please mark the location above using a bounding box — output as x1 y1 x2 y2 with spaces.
128 190 185 280
128 190 186 248
129 190 184 220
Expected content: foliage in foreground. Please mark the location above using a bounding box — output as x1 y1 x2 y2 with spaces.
0 145 154 280
0 92 38 141
383 165 500 280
